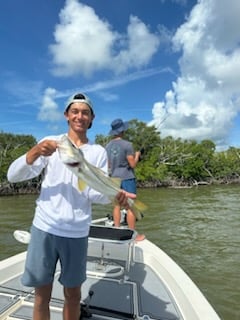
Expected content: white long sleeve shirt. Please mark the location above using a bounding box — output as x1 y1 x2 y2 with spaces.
7 134 110 238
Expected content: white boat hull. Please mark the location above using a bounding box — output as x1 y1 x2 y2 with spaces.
0 223 220 320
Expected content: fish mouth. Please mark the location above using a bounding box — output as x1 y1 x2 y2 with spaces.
66 162 80 167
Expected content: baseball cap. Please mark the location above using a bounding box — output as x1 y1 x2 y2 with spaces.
65 93 94 115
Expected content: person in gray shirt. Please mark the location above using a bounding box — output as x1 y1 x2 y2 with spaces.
106 118 145 241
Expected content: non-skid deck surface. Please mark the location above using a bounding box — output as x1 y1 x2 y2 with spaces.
0 261 181 320
1 226 181 320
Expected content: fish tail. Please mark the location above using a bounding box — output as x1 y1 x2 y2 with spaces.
131 199 147 221
133 199 147 212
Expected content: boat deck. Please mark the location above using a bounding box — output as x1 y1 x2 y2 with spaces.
0 260 181 320
0 225 182 320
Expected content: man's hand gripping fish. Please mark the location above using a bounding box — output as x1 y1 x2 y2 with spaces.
58 135 147 220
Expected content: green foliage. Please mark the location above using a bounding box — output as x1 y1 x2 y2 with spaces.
1 122 240 189
95 134 111 147
212 148 240 179
123 119 161 151
0 132 36 182
94 120 240 185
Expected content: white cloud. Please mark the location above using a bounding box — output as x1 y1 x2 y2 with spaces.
113 16 160 73
149 0 240 149
38 88 62 122
37 66 171 124
49 0 159 76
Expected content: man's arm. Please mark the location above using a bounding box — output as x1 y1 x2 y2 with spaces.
7 140 58 183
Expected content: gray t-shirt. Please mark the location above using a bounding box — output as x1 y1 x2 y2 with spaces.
105 139 135 180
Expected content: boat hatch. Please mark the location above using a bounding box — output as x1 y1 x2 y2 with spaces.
81 276 136 319
0 293 21 316
8 305 62 320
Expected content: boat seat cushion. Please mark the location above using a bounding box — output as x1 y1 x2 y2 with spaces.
89 225 136 242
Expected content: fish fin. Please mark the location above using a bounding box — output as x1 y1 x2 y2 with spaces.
78 179 87 191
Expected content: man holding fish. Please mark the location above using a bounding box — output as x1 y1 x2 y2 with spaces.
7 93 141 320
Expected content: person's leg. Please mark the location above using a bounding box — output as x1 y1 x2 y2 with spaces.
33 283 52 320
126 209 136 229
58 236 88 319
63 286 81 320
121 179 137 229
21 226 58 319
121 179 145 240
113 204 121 227
127 209 145 240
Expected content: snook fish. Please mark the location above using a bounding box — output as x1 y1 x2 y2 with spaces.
57 135 147 220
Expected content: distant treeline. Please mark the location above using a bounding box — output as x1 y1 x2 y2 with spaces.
1 120 240 195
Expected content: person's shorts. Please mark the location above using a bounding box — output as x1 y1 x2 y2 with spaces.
121 178 137 194
21 225 88 288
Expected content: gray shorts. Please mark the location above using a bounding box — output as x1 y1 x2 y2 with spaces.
21 225 88 288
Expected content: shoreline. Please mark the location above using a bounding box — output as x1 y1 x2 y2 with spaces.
1 178 240 196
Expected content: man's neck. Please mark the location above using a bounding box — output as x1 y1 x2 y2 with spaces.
113 132 124 140
67 131 88 147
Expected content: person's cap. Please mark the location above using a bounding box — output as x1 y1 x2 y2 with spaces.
65 93 94 115
109 118 129 135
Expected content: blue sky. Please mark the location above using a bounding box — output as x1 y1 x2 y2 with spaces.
1 0 240 150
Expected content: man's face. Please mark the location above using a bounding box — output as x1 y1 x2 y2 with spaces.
64 102 94 132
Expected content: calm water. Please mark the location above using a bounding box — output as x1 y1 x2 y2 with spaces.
0 186 239 320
